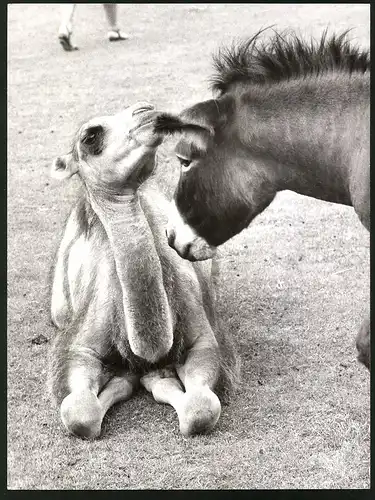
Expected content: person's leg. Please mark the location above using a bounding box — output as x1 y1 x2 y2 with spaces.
102 4 130 41
58 4 78 51
59 4 76 34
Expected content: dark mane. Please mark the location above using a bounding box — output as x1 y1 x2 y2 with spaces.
211 28 370 95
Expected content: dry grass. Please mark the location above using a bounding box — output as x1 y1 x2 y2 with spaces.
7 4 370 490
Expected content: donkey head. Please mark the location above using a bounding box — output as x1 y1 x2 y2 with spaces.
51 102 163 194
155 97 274 261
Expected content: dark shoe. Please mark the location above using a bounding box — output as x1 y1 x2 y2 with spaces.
108 29 129 42
58 32 78 51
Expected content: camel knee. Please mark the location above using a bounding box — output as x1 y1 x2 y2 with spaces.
178 388 221 437
60 390 103 439
356 319 370 370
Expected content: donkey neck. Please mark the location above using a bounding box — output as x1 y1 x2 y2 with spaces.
236 74 369 205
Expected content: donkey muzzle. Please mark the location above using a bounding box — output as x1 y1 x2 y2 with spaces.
165 225 216 262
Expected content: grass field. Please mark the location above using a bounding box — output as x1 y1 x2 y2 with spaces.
7 3 370 490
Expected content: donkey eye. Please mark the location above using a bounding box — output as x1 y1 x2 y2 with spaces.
177 156 192 171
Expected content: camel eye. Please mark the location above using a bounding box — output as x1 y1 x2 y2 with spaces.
177 156 192 171
81 126 104 155
84 133 96 145
82 126 103 146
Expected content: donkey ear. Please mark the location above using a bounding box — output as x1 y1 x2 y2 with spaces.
154 98 233 154
51 154 78 180
154 113 212 135
154 113 214 154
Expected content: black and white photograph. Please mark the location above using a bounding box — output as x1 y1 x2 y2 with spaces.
7 2 370 490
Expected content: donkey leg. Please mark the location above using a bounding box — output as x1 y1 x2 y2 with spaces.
356 318 370 369
349 161 370 369
175 343 222 436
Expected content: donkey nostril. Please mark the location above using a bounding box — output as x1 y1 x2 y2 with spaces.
182 243 192 260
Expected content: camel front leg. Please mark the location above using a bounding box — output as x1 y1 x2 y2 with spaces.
141 339 221 437
98 373 140 416
141 367 216 436
175 339 221 436
141 367 185 412
59 352 138 439
59 356 109 440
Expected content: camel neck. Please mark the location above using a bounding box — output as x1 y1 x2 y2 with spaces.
88 191 174 363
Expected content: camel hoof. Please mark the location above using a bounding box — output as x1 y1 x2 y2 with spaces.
60 390 103 439
179 389 221 437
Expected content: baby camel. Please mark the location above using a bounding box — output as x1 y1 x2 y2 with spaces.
49 102 238 439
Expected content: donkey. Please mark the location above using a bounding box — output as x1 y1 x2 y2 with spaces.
49 102 238 439
154 29 370 369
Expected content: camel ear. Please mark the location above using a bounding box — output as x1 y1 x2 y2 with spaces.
51 154 78 180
